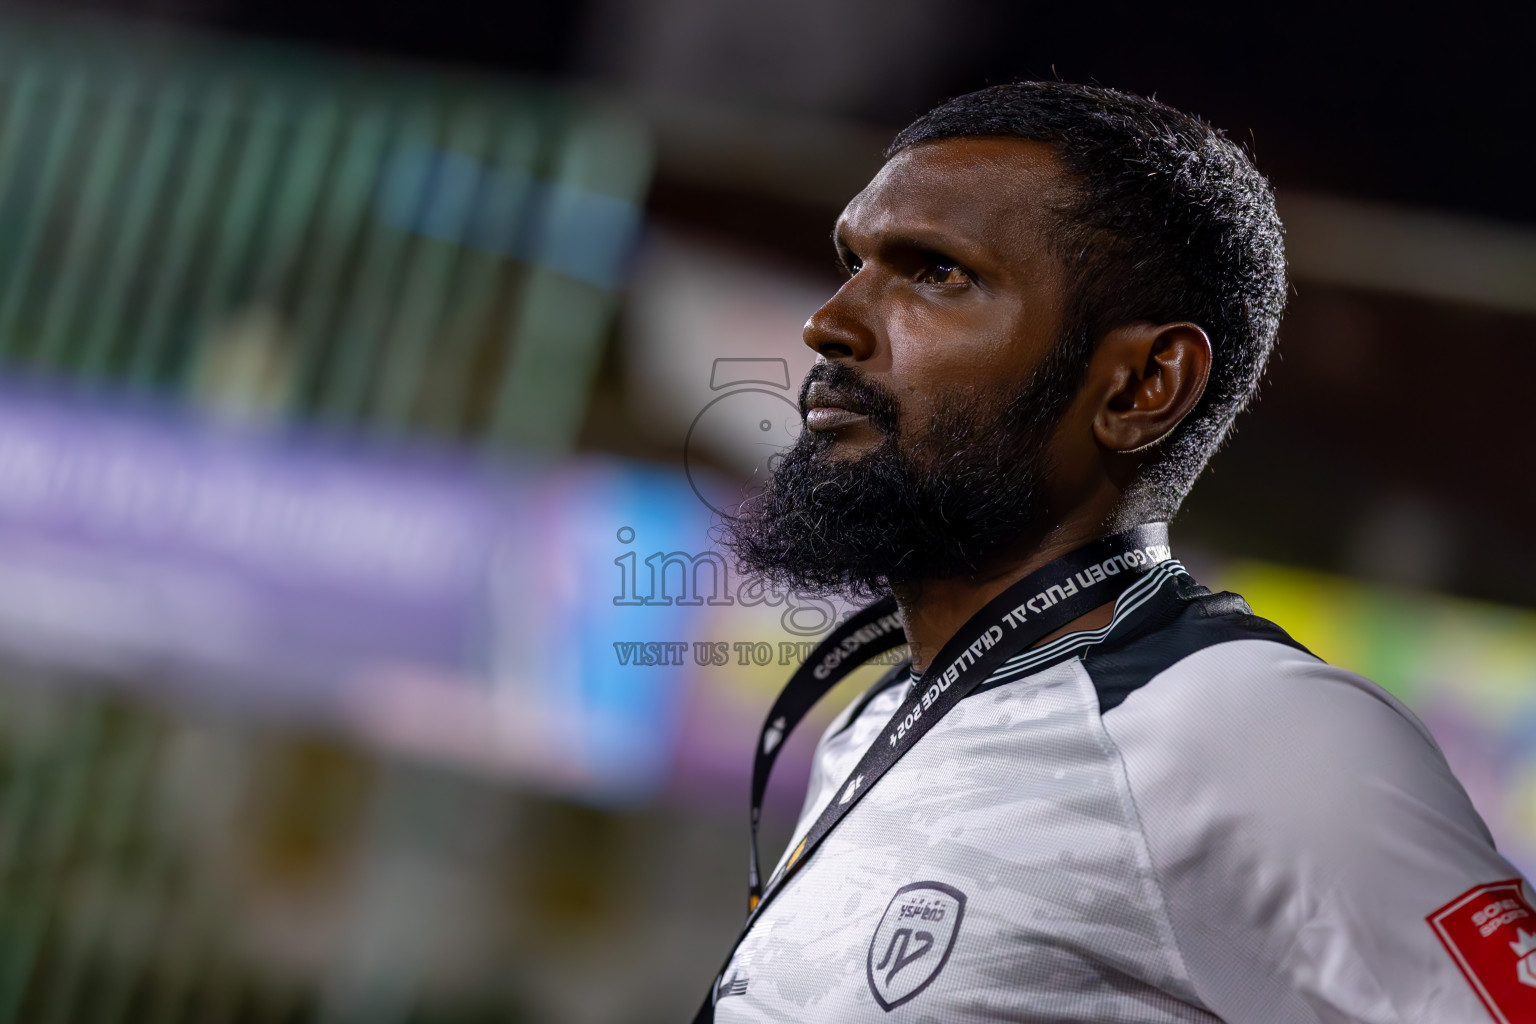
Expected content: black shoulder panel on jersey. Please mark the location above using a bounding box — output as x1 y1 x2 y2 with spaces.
1083 576 1312 714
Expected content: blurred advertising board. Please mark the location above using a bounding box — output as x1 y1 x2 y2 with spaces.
0 383 890 809
0 384 693 799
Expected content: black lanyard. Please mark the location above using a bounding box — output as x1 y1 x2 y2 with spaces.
694 524 1172 1021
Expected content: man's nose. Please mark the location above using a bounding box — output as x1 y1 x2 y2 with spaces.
802 284 877 361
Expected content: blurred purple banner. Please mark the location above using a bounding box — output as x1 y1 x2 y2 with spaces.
0 383 715 799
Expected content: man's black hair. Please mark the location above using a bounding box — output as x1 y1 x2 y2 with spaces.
889 81 1287 521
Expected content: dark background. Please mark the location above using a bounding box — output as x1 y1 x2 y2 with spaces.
54 0 1536 222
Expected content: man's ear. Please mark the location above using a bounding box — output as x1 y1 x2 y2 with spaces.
1090 321 1212 453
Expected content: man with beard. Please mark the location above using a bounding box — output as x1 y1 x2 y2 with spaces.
696 83 1530 1024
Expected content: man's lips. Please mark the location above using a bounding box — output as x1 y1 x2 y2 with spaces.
805 406 869 431
803 382 871 432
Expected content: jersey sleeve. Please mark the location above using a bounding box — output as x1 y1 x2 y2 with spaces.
1102 638 1531 1024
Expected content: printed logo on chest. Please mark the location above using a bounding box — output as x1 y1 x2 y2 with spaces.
865 881 967 1012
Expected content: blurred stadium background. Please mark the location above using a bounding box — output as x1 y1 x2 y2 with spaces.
0 2 1530 1021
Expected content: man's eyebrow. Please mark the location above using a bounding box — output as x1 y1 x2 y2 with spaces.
874 232 994 272
832 223 985 261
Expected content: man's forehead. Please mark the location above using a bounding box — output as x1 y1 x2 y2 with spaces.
836 137 1065 247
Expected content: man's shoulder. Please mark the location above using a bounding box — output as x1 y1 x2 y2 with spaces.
1094 579 1499 892
1082 577 1313 713
1091 577 1446 787
1092 586 1516 1024
1087 575 1476 851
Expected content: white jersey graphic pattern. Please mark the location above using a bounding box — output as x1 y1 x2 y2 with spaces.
714 571 1529 1023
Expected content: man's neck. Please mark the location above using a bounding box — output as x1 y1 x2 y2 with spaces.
891 521 1117 675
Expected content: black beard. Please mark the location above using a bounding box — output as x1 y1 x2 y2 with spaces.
722 354 1079 598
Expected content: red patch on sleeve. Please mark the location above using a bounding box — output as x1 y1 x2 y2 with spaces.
1429 879 1536 1023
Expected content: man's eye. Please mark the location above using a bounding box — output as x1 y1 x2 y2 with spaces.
919 262 971 286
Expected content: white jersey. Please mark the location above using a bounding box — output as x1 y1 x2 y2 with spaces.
713 563 1534 1023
